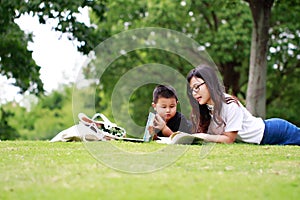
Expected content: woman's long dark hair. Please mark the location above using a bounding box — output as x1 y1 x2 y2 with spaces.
186 65 226 133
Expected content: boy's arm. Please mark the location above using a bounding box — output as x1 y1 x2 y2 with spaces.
160 125 173 137
153 114 174 137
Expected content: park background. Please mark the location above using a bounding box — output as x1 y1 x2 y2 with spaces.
0 1 299 140
1 1 300 200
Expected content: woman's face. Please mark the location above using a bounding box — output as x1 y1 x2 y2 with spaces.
189 76 213 105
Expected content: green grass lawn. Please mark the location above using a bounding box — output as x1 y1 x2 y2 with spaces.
0 140 299 200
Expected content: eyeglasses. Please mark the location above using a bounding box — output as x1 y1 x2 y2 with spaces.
190 82 205 93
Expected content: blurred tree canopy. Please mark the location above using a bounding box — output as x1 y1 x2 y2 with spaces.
0 0 299 140
1 0 43 95
86 0 300 126
3 85 74 140
0 0 104 95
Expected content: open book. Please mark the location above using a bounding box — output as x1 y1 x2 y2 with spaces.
157 131 205 145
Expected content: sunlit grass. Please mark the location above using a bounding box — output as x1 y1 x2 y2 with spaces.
0 141 299 200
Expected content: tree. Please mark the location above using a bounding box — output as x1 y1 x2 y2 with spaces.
186 1 252 97
265 0 300 125
87 0 300 124
0 0 43 95
2 0 300 140
4 85 75 140
0 107 20 140
0 0 104 95
245 0 275 118
0 0 106 139
84 0 254 125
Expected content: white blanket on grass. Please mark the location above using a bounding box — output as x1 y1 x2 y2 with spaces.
50 123 103 142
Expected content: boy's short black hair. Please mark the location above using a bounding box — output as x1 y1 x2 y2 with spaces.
152 85 178 103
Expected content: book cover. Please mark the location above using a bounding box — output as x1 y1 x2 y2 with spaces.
143 112 156 142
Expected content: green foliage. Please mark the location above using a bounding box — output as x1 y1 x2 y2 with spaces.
266 0 300 123
266 67 300 126
0 0 105 96
89 49 194 130
40 91 64 110
86 0 299 126
3 86 75 140
180 0 253 96
1 0 300 140
0 107 20 140
84 0 252 126
0 0 43 95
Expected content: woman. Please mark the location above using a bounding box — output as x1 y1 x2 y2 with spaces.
186 65 300 145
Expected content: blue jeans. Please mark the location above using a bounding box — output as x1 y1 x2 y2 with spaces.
261 118 300 145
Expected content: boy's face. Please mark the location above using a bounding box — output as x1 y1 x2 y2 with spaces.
152 97 177 122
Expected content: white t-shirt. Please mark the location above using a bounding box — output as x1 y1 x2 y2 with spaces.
208 95 265 144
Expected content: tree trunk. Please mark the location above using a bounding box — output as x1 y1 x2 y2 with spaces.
246 0 274 118
219 62 241 97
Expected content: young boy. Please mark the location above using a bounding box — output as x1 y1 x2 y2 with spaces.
151 85 192 138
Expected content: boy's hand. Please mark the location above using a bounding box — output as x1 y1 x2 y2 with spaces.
153 114 166 130
147 125 158 140
147 125 155 135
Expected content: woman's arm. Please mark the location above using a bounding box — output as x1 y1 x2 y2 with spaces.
195 131 237 144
